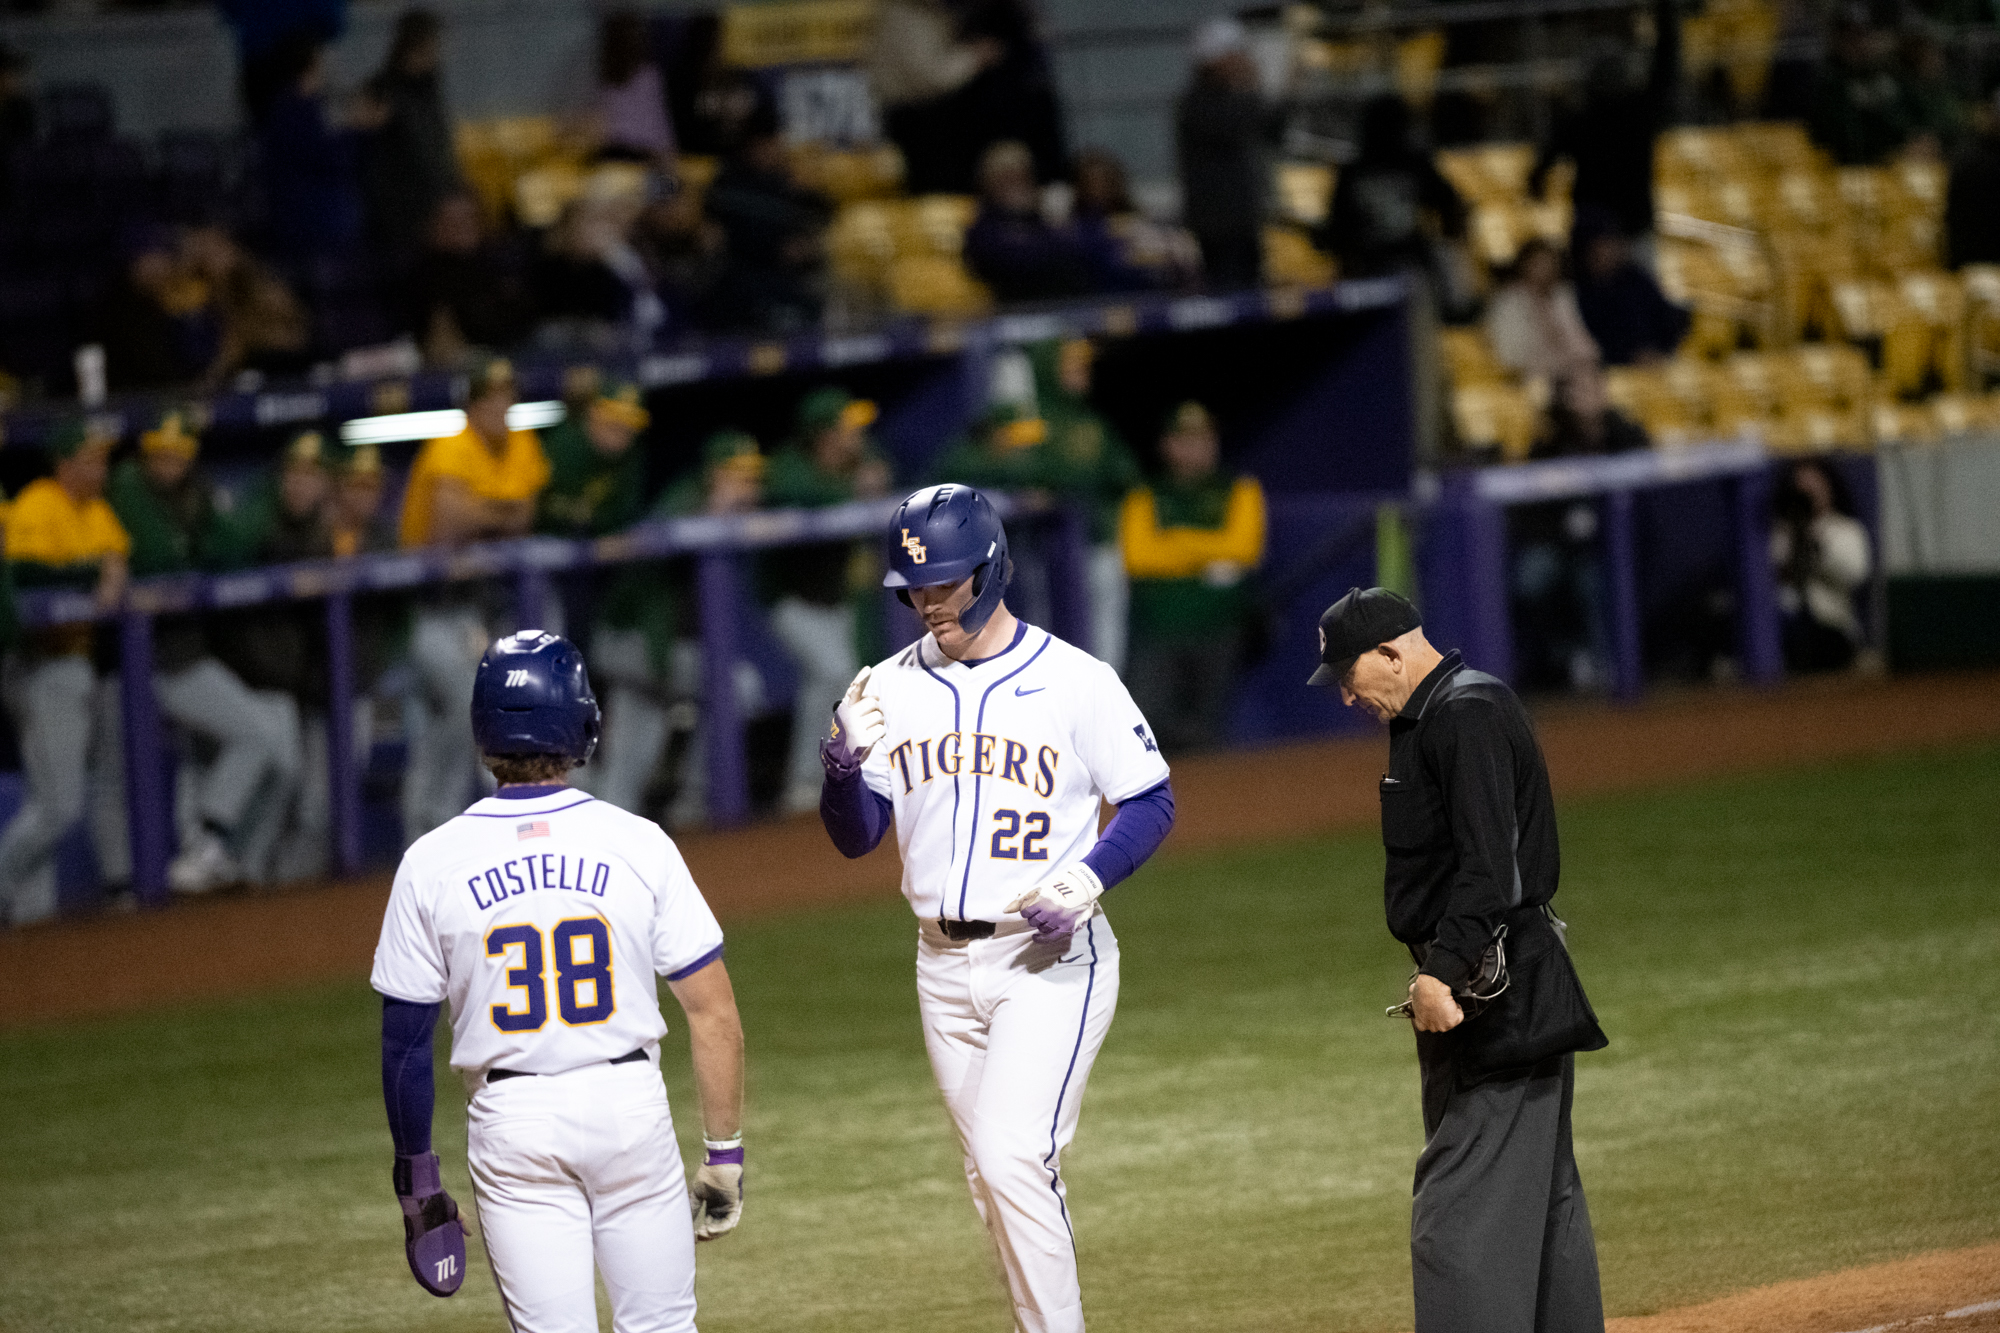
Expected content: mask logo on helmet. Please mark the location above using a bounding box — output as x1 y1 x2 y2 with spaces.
901 528 928 564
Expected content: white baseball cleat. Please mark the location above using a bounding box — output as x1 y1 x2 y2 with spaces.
168 832 242 895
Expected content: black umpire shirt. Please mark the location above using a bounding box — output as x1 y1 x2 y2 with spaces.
1380 650 1560 989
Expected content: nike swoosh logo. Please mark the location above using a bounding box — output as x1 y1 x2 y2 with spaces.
1015 685 1045 696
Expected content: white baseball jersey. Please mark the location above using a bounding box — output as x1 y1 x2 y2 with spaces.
862 622 1170 921
371 787 725 1079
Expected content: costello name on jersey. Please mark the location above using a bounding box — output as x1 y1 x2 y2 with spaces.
884 732 1060 796
466 854 615 911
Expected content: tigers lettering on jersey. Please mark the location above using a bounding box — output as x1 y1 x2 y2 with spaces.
885 733 1058 796
466 854 614 911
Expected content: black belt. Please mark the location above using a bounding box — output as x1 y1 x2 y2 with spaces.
936 918 996 941
488 1047 648 1083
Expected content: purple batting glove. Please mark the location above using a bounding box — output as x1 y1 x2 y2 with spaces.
394 1152 467 1297
1020 896 1089 944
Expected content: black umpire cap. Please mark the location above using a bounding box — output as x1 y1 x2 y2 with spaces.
1308 587 1423 688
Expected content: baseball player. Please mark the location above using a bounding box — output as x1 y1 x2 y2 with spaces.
371 631 745 1333
818 485 1177 1333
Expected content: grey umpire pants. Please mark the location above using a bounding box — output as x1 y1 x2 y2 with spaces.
1411 1039 1604 1333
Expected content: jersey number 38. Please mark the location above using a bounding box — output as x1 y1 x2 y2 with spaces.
485 918 615 1031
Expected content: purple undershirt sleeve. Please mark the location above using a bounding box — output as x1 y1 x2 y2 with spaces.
820 741 892 859
381 995 440 1157
1082 779 1176 891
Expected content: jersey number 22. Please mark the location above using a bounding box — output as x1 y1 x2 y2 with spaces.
485 918 615 1031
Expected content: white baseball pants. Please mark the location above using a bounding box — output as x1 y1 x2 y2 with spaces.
917 913 1121 1333
468 1057 698 1333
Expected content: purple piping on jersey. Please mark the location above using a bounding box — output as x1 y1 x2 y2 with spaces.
955 619 1029 667
665 942 726 982
1080 780 1175 891
459 796 595 819
916 646 965 920
1042 915 1099 1243
492 784 570 799
958 631 1052 921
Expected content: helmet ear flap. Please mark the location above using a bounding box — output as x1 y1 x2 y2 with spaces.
895 588 913 609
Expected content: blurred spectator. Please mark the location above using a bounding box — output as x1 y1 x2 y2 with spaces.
1898 24 1965 159
107 409 302 892
1572 207 1690 366
254 35 377 273
1534 370 1649 459
1119 401 1266 754
591 430 766 825
1809 12 1914 166
1030 337 1141 669
1070 148 1199 293
762 388 892 813
635 187 726 324
181 225 312 389
0 44 35 161
1771 459 1872 673
1319 95 1468 283
397 356 550 840
330 443 396 558
408 193 533 366
536 377 650 539
1945 92 2000 267
531 191 664 354
1509 496 1608 691
1530 0 1679 245
953 0 1070 186
869 0 1006 194
591 11 676 168
964 140 1088 302
360 8 464 266
218 0 348 123
1176 18 1281 290
703 102 832 333
211 430 343 881
95 226 222 391
0 419 129 925
1484 239 1601 387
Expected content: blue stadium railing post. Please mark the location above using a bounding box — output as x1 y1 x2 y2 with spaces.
1045 503 1091 649
1604 488 1643 700
118 610 171 905
325 591 361 877
696 549 750 827
514 568 551 634
1734 468 1784 684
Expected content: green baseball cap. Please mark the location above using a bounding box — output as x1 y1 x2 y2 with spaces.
47 414 115 460
797 387 876 438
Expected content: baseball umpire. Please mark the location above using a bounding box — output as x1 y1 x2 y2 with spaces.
372 630 745 1331
1311 587 1608 1333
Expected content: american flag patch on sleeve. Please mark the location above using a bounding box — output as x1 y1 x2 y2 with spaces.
517 820 551 841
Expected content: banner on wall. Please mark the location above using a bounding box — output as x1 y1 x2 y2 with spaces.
719 0 880 145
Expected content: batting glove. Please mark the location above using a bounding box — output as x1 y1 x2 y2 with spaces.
1004 864 1104 944
824 667 885 773
691 1140 744 1241
393 1151 469 1297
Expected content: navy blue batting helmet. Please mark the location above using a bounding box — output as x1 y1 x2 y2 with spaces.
883 484 1011 635
471 631 601 762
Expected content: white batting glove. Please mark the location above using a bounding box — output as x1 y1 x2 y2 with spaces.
828 667 885 763
691 1156 744 1241
1004 863 1104 944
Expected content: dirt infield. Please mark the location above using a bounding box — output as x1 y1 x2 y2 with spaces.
1606 1244 2000 1333
3 668 1998 1030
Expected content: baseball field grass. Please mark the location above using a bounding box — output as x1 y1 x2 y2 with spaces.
2 740 1997 1333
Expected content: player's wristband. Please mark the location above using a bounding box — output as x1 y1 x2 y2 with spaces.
704 1136 744 1166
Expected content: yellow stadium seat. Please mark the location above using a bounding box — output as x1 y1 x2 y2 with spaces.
1438 327 1509 386
887 254 991 317
1275 163 1335 227
1264 226 1336 287
1451 382 1539 461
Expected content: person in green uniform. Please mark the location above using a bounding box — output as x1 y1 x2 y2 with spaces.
1118 400 1267 753
591 430 767 825
762 387 892 814
107 408 303 892
536 377 652 539
1029 337 1140 670
0 417 130 922
926 400 1056 497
